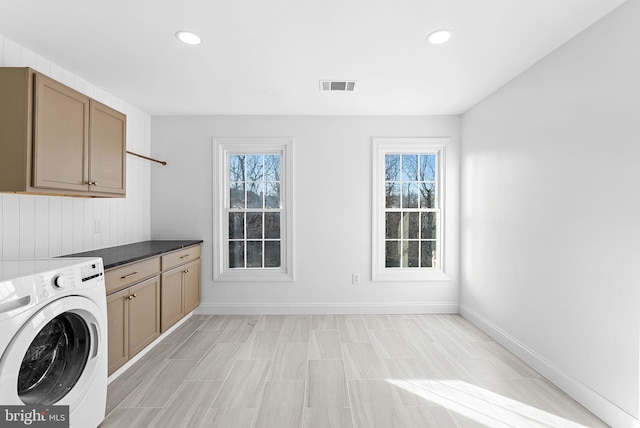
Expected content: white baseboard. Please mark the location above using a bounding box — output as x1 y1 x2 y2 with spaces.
194 302 458 315
459 305 638 428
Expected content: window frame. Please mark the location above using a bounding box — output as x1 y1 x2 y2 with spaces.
372 138 450 282
213 137 294 282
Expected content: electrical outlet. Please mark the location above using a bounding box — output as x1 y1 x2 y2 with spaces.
352 274 360 285
94 219 102 234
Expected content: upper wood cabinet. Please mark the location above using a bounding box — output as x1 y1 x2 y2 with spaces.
0 67 126 197
89 100 126 195
33 73 90 192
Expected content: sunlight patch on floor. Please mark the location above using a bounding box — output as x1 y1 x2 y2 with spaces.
387 379 589 428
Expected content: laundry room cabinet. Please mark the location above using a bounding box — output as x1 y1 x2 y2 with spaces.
92 242 202 376
106 274 161 375
0 67 126 197
161 258 201 332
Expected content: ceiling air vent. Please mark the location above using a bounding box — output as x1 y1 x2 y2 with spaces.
320 80 356 91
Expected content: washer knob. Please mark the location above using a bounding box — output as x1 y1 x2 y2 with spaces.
53 274 68 289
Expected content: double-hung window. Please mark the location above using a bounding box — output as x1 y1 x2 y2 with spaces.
372 138 449 281
228 154 282 269
213 137 294 281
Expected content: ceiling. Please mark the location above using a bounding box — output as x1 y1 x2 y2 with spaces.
0 0 627 116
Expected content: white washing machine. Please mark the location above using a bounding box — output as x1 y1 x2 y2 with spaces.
0 257 107 428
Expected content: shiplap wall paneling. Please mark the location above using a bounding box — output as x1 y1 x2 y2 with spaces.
0 34 152 258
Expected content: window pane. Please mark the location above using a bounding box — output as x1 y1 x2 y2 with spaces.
402 183 418 208
378 147 441 274
230 183 245 208
247 241 263 267
229 155 245 181
403 241 419 267
385 155 400 181
222 144 289 277
247 155 264 181
403 212 419 239
421 212 436 239
265 155 280 181
265 241 281 267
264 212 280 239
229 213 245 239
265 182 280 208
421 241 436 267
246 212 262 239
385 241 401 267
385 183 400 208
229 241 244 268
247 182 264 208
420 155 436 181
385 212 401 239
402 155 418 181
419 182 435 208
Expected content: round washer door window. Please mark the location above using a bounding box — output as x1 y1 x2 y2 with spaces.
17 312 90 405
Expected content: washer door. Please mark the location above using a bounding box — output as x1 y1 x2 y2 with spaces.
18 311 90 405
0 296 105 409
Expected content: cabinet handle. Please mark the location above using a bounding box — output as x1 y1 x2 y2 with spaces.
88 181 97 185
183 269 189 274
179 254 190 259
127 293 138 300
121 272 138 279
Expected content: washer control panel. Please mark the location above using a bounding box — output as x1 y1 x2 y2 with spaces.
80 262 103 283
0 258 104 320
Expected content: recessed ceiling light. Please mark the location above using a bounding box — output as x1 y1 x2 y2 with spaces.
175 30 202 45
427 29 452 45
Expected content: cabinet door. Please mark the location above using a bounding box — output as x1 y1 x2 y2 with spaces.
90 100 126 195
107 288 129 375
33 73 90 191
161 268 184 333
128 276 161 358
183 259 201 314
0 68 32 192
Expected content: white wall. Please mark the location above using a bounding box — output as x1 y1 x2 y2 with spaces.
0 34 151 258
461 0 640 426
151 115 460 313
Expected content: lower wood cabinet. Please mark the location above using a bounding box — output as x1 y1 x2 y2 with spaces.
160 268 183 333
106 289 128 374
161 259 200 332
105 244 201 376
107 275 160 375
183 259 201 314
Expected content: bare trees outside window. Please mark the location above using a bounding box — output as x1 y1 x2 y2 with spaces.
214 137 294 282
384 153 438 268
228 154 282 269
372 138 447 282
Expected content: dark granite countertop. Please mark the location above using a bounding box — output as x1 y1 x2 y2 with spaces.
61 240 203 269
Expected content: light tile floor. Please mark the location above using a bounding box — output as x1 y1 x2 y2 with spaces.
100 314 608 428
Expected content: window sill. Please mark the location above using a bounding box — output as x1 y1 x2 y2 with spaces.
213 268 294 282
372 268 452 282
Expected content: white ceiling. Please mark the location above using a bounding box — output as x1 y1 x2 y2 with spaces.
0 0 627 116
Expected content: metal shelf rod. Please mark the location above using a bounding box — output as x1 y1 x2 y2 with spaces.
126 150 167 166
